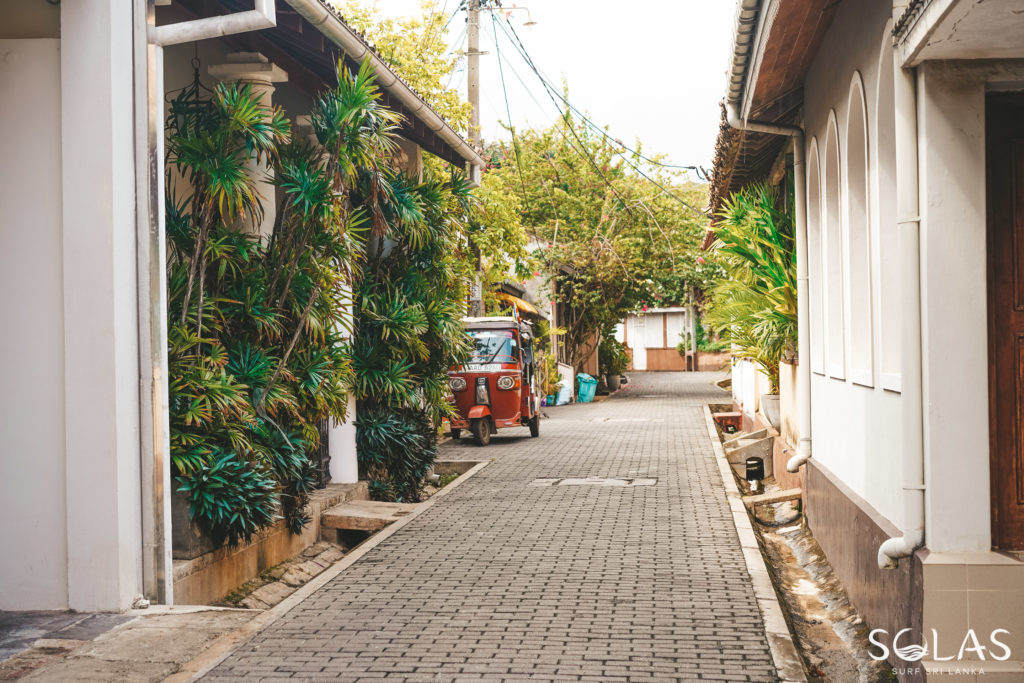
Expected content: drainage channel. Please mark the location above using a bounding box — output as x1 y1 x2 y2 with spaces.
709 410 890 683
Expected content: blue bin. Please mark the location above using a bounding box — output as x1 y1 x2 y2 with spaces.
577 373 597 403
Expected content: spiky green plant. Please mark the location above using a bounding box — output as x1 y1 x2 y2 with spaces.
349 164 475 501
166 60 401 545
704 182 797 392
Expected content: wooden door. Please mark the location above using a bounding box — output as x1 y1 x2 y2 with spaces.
987 93 1024 550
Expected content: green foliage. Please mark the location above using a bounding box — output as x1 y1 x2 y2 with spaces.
599 334 629 377
704 182 797 392
336 0 472 134
176 450 278 546
339 0 534 296
350 167 475 500
356 406 438 501
481 111 713 366
167 61 392 545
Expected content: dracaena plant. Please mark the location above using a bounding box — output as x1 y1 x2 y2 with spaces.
166 60 401 545
704 182 797 393
350 163 476 502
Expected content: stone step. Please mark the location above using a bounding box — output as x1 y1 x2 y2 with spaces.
321 500 420 532
743 488 803 508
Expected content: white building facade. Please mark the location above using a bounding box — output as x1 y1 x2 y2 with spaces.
714 0 1024 678
0 0 481 612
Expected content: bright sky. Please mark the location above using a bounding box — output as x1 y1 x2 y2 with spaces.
378 1 737 175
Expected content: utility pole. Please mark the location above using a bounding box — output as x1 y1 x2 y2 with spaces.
467 0 481 147
466 0 484 316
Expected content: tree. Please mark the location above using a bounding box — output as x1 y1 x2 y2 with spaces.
482 110 713 366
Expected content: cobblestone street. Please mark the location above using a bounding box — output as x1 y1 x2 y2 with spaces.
206 372 777 682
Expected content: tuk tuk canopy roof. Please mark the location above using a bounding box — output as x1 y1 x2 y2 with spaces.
463 317 533 338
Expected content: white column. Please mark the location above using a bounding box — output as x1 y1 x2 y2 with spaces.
61 0 144 611
329 284 358 484
329 397 359 484
208 52 287 243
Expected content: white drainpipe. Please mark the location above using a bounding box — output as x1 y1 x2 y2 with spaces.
151 0 277 46
723 103 813 474
878 63 925 569
144 0 281 604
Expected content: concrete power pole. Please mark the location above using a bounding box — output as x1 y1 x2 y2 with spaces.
466 0 484 317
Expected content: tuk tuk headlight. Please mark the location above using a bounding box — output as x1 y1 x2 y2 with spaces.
496 375 516 390
475 377 490 405
449 377 467 392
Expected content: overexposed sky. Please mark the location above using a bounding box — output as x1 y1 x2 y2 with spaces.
378 1 737 173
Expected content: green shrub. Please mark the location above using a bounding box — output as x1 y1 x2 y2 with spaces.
166 61 391 544
356 406 438 501
175 450 278 546
704 182 796 392
599 334 629 376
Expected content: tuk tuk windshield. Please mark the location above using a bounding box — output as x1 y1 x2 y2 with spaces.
467 329 518 363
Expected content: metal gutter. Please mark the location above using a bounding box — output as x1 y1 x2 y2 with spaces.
726 0 763 111
284 0 486 175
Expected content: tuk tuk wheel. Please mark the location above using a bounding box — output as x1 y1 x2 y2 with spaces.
529 415 539 438
471 418 491 446
450 428 461 440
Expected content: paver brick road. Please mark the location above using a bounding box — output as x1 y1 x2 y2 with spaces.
206 372 778 682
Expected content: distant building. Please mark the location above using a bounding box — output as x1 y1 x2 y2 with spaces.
616 308 692 371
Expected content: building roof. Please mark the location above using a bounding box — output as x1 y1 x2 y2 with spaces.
709 0 840 214
166 0 484 169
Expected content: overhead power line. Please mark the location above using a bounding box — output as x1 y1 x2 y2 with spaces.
492 16 710 218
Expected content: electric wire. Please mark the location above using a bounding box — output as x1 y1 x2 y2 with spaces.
494 17 710 218
494 18 703 175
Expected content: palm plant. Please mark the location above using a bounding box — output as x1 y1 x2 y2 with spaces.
166 59 404 545
704 182 797 393
350 164 476 501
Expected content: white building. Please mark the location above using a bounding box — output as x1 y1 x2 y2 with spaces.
616 308 694 371
0 0 481 611
713 0 1024 677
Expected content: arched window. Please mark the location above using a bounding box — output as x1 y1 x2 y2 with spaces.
824 113 845 379
806 140 825 374
846 73 872 385
875 29 900 390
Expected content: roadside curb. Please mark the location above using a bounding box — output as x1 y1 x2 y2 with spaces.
166 460 490 682
702 405 808 683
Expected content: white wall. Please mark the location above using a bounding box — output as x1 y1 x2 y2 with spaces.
732 359 766 417
60 0 145 611
0 38 68 609
799 0 1023 551
800 0 904 527
913 60 1024 552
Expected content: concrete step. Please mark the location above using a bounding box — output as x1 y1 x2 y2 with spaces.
743 488 803 508
321 500 420 532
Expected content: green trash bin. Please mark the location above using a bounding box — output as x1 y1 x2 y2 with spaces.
577 373 597 403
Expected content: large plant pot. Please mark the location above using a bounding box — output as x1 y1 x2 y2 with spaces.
761 394 781 429
607 374 622 391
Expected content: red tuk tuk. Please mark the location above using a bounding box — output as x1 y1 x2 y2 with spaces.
448 317 540 446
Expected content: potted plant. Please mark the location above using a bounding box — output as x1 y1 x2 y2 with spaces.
599 335 629 392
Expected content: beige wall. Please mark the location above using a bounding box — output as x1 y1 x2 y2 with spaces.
0 0 59 39
778 360 799 448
